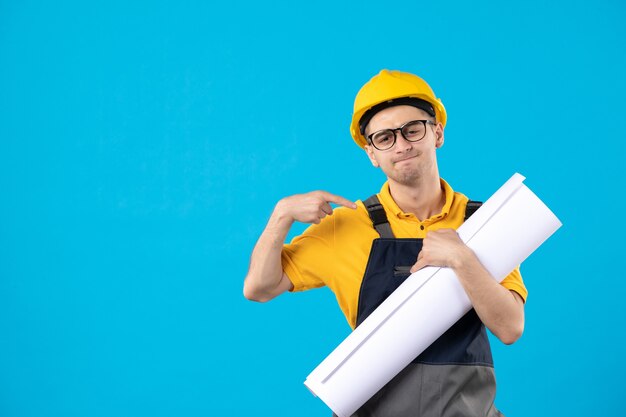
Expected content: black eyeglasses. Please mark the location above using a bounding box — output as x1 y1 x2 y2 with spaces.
367 120 435 151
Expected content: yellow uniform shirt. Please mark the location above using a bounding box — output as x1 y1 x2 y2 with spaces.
282 179 527 329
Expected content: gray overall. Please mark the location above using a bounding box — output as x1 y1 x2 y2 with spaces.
334 196 504 417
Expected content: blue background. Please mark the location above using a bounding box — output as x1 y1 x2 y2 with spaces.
1 1 624 416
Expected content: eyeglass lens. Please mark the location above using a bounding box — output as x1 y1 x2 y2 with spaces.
370 120 427 150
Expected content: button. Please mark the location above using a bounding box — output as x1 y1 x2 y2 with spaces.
420 225 425 230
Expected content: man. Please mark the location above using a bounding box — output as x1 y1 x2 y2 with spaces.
244 69 526 416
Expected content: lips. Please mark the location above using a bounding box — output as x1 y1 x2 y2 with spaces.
393 155 418 164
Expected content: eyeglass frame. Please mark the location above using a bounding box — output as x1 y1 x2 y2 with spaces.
366 119 436 151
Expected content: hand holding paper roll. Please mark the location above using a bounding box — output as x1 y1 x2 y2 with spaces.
410 228 471 271
411 228 526 345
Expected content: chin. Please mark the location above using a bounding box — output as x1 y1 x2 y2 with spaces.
392 171 422 186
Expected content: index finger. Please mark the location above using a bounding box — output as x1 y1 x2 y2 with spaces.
319 191 357 209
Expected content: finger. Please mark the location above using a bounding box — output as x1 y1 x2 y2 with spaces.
318 191 357 209
320 202 333 215
410 258 427 273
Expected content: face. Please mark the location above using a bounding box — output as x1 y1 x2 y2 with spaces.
364 105 444 187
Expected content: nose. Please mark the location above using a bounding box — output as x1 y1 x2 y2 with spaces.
393 129 413 152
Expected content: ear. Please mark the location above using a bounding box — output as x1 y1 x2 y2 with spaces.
434 122 445 149
364 145 380 167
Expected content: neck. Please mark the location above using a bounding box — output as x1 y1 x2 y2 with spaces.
388 175 444 221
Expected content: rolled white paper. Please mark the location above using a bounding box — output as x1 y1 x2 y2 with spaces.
304 173 562 417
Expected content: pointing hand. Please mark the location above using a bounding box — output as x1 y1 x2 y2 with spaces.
275 191 357 225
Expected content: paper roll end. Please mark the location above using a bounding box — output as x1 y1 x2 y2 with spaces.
512 172 526 182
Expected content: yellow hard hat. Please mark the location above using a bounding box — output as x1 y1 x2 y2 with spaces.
350 69 447 148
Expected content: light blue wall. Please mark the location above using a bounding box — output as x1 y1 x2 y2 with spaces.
1 1 624 416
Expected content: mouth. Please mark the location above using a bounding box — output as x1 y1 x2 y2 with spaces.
393 155 418 164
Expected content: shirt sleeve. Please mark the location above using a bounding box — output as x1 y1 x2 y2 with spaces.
500 266 527 302
281 214 336 292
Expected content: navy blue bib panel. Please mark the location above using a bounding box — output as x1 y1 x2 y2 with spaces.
355 237 493 365
333 196 503 417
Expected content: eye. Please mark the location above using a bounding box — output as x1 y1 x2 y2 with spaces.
403 122 425 137
373 131 393 145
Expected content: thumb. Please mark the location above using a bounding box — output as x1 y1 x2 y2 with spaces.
410 258 427 273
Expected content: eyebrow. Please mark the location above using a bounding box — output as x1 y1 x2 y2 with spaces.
368 119 431 135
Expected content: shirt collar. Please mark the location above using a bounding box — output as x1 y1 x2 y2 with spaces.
378 178 455 221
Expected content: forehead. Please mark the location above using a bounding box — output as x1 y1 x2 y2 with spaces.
365 105 432 135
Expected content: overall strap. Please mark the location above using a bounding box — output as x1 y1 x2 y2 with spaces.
365 196 483 237
363 195 394 238
464 200 483 221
